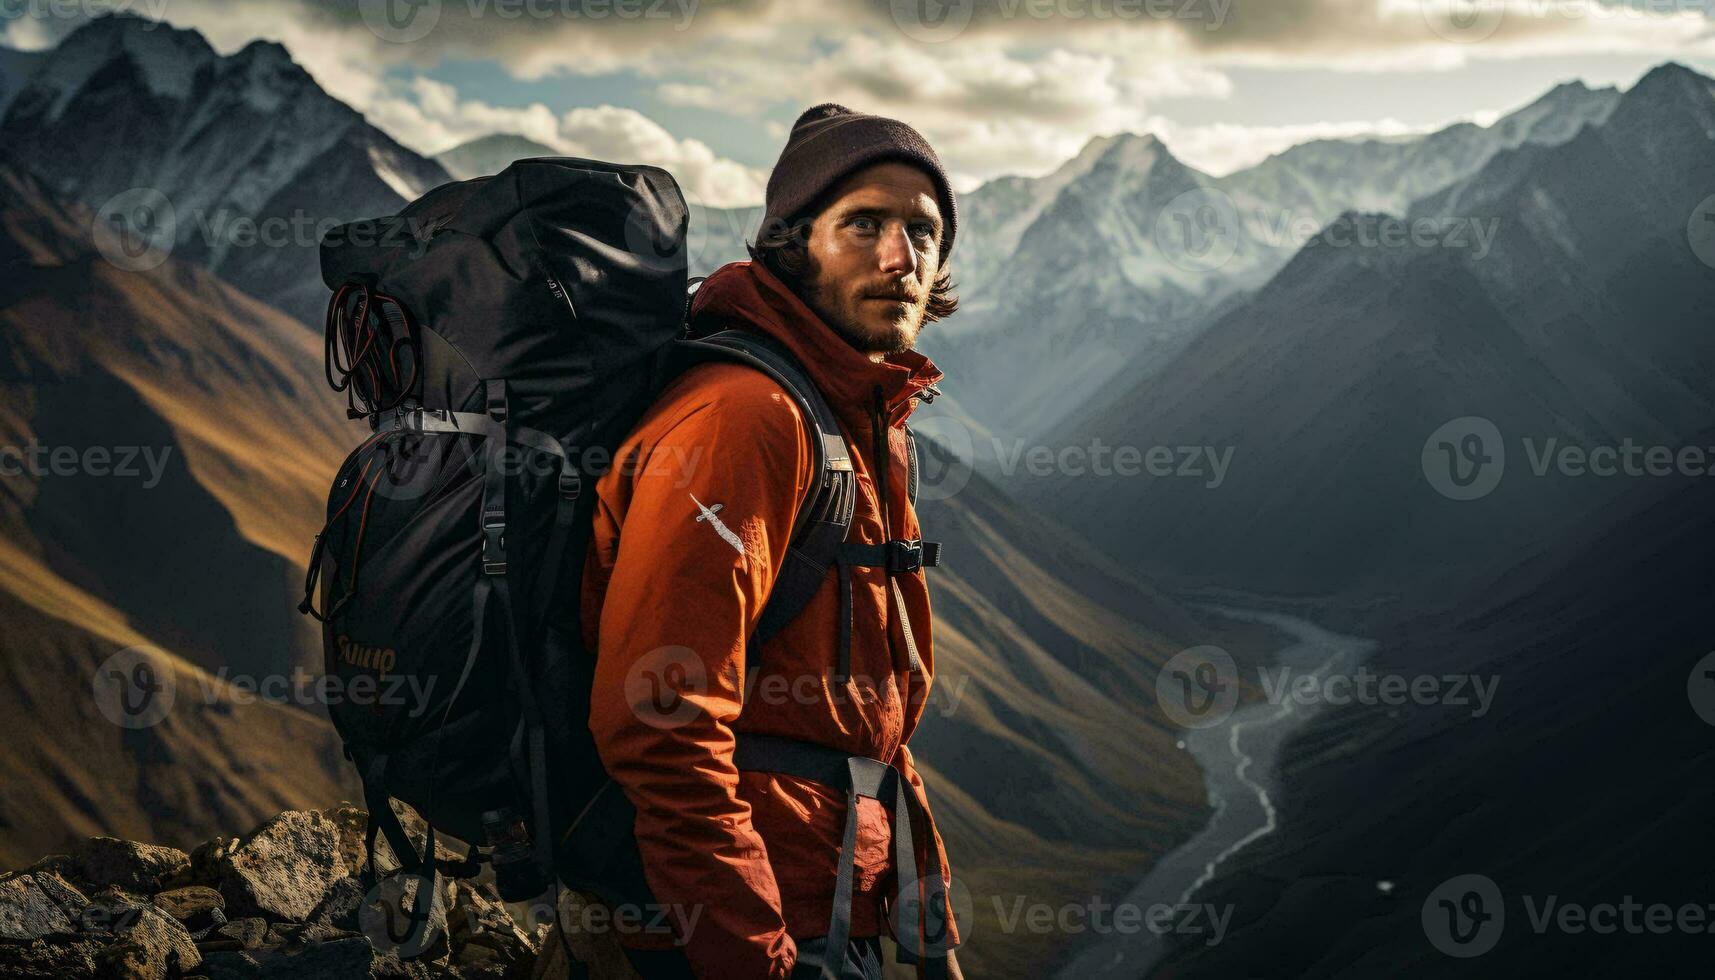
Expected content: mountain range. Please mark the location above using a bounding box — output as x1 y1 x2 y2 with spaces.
1025 62 1715 608
0 151 357 874
434 133 560 181
0 14 450 328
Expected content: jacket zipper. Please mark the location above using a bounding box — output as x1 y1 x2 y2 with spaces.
871 385 922 674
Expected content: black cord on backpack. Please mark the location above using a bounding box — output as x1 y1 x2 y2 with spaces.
325 282 422 420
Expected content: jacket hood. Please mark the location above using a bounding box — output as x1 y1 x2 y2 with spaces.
689 260 944 428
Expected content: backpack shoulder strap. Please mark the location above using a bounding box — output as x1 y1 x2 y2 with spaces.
665 329 857 659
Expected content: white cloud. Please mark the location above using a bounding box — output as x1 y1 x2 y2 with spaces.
22 0 1715 206
1147 116 1439 175
360 80 767 206
657 82 722 107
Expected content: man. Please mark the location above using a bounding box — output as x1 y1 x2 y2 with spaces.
580 104 965 979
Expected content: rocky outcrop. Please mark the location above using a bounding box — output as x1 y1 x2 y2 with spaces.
215 810 348 922
0 806 616 980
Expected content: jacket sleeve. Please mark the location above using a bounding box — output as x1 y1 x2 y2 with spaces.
585 366 815 980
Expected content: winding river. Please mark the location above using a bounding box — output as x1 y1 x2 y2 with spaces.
1051 608 1376 979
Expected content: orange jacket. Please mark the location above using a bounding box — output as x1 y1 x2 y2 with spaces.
580 259 955 978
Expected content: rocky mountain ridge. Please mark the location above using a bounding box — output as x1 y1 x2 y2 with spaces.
0 805 633 980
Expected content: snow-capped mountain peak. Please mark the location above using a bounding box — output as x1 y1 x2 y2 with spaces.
28 12 215 123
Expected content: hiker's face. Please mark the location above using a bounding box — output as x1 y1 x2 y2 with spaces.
800 162 942 359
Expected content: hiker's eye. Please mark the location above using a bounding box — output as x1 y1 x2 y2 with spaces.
908 222 935 243
850 215 879 234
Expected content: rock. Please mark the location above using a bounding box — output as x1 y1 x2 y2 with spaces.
447 879 513 937
0 873 77 941
356 872 449 963
30 872 90 923
192 948 265 978
302 875 366 936
532 890 642 980
188 837 238 886
322 802 463 876
216 811 347 922
448 878 536 969
371 948 443 978
152 885 225 932
262 935 376 977
211 916 268 949
68 838 190 894
196 937 376 979
195 905 230 940
3 809 579 980
0 937 106 979
98 900 201 979
25 854 77 882
322 804 378 876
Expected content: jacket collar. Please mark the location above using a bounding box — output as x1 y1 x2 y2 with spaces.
689 260 944 429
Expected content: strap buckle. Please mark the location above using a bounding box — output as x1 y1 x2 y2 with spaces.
887 539 923 573
482 520 507 575
558 469 582 501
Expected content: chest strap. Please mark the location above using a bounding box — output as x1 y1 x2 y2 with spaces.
833 538 941 676
840 538 941 573
733 734 955 980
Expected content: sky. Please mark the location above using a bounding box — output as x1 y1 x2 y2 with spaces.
6 0 1715 206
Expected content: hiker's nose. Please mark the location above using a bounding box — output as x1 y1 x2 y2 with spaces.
877 220 917 276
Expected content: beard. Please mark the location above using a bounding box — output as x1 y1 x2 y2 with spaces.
799 256 930 357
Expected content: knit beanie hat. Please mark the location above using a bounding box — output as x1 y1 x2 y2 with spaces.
756 103 957 262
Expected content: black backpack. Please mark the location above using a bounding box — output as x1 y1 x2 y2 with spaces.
297 157 942 953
